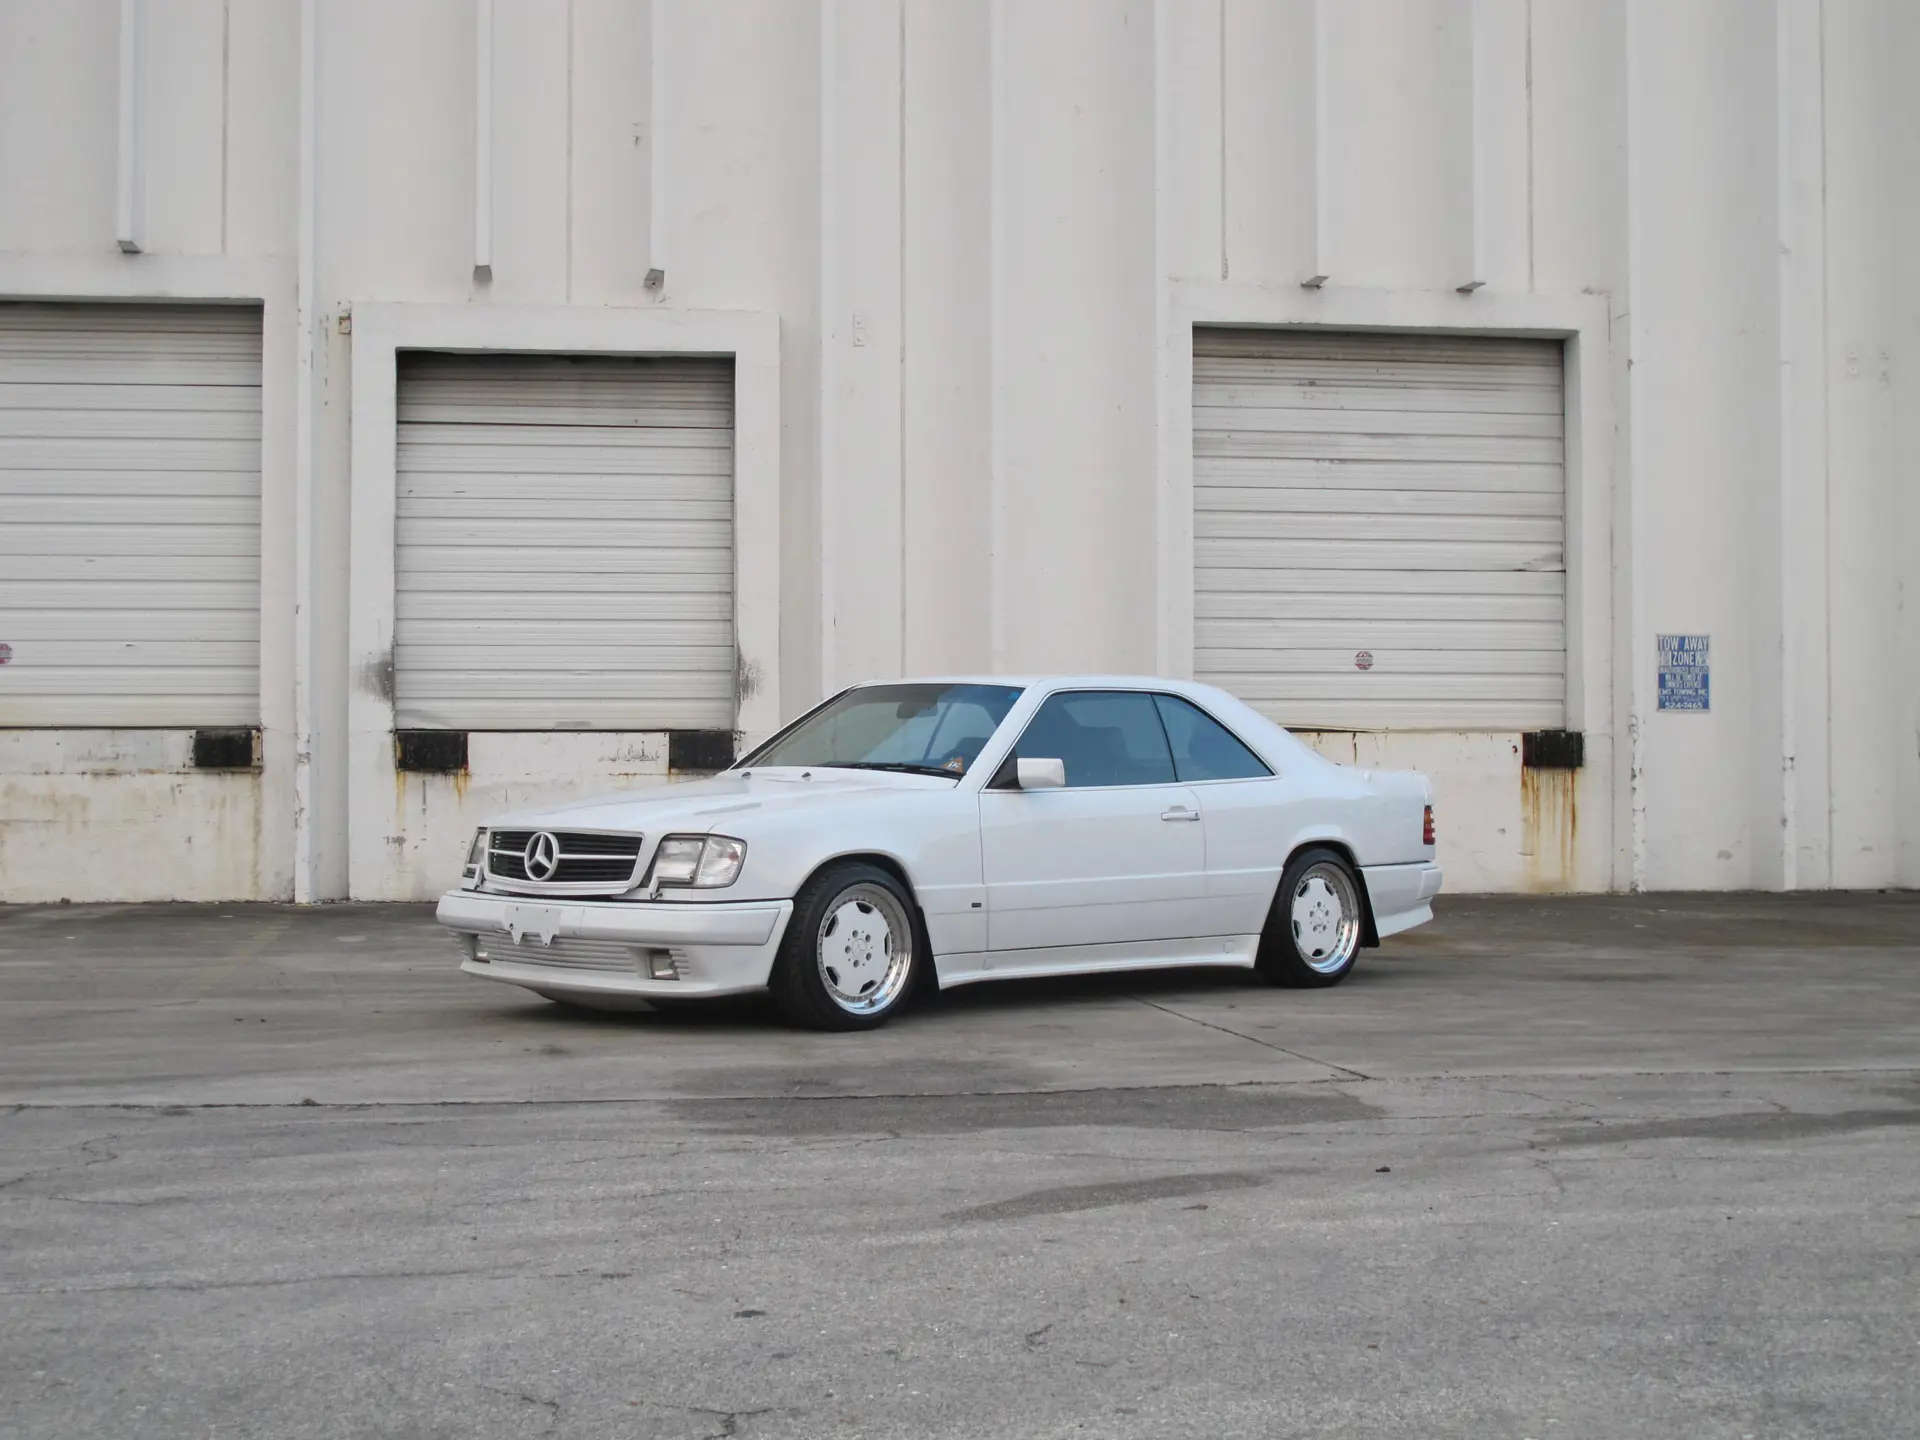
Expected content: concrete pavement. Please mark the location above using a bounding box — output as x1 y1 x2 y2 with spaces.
1 894 1916 1438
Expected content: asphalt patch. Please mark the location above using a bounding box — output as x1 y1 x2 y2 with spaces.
945 1169 1276 1223
1542 1107 1920 1148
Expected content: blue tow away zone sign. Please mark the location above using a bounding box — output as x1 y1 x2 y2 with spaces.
1657 634 1710 712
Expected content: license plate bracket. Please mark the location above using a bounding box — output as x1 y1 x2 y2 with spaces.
503 904 563 946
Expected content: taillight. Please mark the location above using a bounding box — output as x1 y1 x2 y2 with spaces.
1423 805 1435 846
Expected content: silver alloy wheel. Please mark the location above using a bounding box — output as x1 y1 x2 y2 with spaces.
1289 862 1361 974
815 882 915 1016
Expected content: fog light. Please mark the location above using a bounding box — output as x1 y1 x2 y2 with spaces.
459 933 487 963
645 948 679 980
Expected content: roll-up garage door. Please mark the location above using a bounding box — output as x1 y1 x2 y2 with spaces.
394 353 735 731
1193 329 1565 731
0 303 262 727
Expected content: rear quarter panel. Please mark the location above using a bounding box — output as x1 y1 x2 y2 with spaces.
1199 758 1432 932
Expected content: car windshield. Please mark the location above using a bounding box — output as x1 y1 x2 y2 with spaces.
742 683 1024 778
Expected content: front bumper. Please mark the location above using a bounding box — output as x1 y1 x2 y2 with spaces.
436 890 795 1000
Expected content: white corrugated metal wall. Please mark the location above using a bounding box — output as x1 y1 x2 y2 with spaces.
0 303 263 727
1193 330 1567 733
5 1 1917 899
392 353 737 732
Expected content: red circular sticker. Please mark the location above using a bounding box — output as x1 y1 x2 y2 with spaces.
0 642 11 665
1354 650 1374 671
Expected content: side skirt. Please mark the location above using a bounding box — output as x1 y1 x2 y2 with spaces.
934 934 1261 990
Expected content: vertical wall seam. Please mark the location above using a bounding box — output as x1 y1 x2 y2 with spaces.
115 0 144 252
1461 0 1486 291
1817 0 1833 878
564 0 574 303
1775 0 1798 891
898 0 908 675
220 0 231 255
1304 0 1330 286
1218 0 1227 280
1623 0 1648 890
818 0 839 691
987 0 1007 669
473 0 493 276
648 0 669 290
293 0 318 899
1524 0 1534 292
1154 0 1171 674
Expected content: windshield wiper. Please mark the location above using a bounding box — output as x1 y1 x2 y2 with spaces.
822 761 958 778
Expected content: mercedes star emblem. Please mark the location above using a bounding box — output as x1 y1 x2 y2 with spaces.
523 831 560 881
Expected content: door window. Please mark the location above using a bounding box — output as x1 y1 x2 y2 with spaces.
1152 695 1272 782
1013 691 1176 788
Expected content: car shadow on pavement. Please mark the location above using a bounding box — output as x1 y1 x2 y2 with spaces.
488 955 1420 1034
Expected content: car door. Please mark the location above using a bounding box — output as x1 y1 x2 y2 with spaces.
978 689 1209 953
1152 692 1291 936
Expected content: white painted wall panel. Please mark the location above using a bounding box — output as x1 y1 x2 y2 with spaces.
392 352 735 731
997 0 1157 674
0 303 262 727
1194 328 1566 731
138 0 226 256
901 0 990 675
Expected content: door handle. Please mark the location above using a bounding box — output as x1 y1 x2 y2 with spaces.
1161 806 1200 822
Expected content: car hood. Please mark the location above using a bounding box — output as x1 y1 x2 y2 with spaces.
486 769 957 835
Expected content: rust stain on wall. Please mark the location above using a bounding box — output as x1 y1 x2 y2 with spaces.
1520 765 1578 892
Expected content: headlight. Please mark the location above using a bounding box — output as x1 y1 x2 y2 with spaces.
461 828 488 890
649 834 747 889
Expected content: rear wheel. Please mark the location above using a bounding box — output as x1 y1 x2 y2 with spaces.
1256 847 1365 988
770 861 922 1030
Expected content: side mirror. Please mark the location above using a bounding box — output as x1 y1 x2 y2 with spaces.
1015 757 1066 790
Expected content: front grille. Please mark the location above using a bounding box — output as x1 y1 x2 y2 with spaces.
486 830 645 888
469 936 688 978
474 936 645 973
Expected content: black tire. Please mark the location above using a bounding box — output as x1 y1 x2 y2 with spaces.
770 861 924 1030
1255 846 1366 988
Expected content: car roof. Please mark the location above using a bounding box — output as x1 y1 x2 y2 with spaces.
849 675 1210 692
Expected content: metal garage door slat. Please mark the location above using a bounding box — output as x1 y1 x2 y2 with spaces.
1196 458 1563 493
1199 592 1565 624
1196 383 1565 415
396 588 731 618
397 547 732 578
1194 329 1566 732
1192 406 1563 440
1199 539 1563 573
0 303 263 727
403 619 732 647
393 353 736 731
1197 487 1562 518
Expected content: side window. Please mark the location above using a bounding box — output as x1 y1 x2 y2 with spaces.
1016 691 1176 788
1153 694 1272 782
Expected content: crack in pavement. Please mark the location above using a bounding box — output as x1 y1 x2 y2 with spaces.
624 1398 778 1439
0 1262 692 1299
3 1065 1915 1112
0 1132 122 1194
1124 993 1372 1080
478 1385 560 1433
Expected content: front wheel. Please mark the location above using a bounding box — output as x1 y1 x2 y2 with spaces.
770 862 922 1030
1256 847 1366 988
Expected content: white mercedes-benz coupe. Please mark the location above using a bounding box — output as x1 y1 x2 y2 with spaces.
436 677 1442 1030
